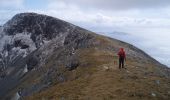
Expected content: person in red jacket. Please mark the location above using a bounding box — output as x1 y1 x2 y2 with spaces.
117 48 126 69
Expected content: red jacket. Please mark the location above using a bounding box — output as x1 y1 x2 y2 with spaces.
118 48 126 58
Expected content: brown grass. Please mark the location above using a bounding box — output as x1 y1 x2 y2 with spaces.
25 47 170 100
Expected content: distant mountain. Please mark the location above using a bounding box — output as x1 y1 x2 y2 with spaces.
98 31 142 48
0 13 170 100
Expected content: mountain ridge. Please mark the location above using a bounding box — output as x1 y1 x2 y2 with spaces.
0 13 169 100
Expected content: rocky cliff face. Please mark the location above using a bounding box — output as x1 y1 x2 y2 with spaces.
0 13 97 99
0 13 75 70
0 13 169 100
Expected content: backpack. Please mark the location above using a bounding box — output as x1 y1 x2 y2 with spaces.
119 51 125 58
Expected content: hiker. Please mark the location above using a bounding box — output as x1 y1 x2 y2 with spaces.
117 48 126 69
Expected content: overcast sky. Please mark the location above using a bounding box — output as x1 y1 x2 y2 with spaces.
1 0 170 32
0 0 170 66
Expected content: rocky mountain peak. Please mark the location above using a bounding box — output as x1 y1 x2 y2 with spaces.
0 13 94 78
0 13 78 79
3 13 75 45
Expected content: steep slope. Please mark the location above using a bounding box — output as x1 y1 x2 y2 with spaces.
0 13 169 100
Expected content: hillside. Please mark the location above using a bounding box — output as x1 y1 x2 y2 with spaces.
0 13 170 100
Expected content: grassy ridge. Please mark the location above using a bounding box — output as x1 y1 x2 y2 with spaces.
25 47 170 100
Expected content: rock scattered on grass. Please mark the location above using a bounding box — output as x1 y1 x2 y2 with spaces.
155 80 160 85
151 92 156 97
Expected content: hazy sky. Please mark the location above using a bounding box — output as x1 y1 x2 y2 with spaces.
0 0 170 66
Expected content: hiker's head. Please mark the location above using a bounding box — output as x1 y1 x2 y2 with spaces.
120 48 124 51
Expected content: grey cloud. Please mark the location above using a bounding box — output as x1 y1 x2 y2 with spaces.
55 0 170 10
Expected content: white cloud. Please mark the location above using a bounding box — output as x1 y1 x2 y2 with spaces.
43 0 170 32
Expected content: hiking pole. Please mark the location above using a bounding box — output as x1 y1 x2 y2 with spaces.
124 58 127 69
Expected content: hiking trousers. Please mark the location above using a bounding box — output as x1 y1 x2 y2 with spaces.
119 57 125 69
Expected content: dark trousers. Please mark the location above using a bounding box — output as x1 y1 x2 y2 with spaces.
119 57 124 69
